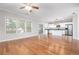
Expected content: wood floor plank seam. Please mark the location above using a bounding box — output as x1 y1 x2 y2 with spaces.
0 35 79 55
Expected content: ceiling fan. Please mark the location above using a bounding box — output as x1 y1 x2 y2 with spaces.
20 3 39 12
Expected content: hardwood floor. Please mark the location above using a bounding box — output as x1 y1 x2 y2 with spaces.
0 35 79 55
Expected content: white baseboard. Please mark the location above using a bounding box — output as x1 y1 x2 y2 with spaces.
0 34 38 42
73 37 79 40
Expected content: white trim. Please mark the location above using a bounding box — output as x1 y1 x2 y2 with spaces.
73 37 79 40
0 34 38 42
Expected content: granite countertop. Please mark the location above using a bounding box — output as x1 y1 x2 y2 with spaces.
45 28 68 30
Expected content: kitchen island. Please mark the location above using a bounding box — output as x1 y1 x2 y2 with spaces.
45 28 68 36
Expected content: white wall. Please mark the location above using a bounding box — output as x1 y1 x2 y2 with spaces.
73 13 78 39
0 16 5 40
76 13 79 40
78 15 79 40
0 10 39 42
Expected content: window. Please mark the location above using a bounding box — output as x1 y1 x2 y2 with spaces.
6 17 32 34
6 18 16 34
26 21 31 32
16 20 25 33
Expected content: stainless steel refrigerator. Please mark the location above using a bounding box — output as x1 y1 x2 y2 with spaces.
65 24 73 36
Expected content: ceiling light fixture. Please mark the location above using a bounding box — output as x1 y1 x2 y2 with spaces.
20 3 39 13
25 6 32 11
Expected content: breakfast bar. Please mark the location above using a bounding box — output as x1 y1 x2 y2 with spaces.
45 28 68 36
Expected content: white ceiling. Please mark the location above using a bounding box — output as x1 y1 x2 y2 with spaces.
0 3 79 22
